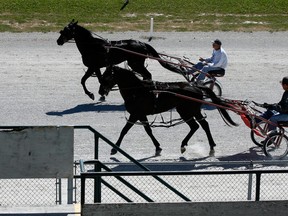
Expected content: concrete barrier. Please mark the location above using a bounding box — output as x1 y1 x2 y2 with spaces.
82 201 288 216
0 126 74 178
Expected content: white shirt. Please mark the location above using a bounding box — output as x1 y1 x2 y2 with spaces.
205 47 228 69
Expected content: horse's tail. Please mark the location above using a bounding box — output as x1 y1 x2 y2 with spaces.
199 86 238 127
145 43 183 74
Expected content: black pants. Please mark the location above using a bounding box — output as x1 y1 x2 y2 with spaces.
208 68 225 77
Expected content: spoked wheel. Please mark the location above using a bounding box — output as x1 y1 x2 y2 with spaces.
250 121 269 147
203 81 222 97
263 133 288 159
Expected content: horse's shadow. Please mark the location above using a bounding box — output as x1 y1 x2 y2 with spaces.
46 102 126 116
46 103 214 117
179 147 270 170
217 146 266 162
109 155 211 172
109 147 274 171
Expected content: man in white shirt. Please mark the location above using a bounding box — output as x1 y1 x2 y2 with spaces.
193 39 228 82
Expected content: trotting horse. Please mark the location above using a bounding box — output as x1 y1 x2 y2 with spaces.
101 66 238 156
57 20 180 100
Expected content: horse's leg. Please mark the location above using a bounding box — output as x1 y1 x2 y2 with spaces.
139 116 162 156
94 68 103 84
128 59 152 80
94 68 106 101
180 118 200 154
111 115 138 155
81 67 95 100
98 67 114 100
196 114 216 156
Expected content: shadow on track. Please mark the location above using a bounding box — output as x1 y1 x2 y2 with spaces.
109 156 212 172
46 102 126 116
111 147 267 171
46 103 215 117
217 146 266 162
110 162 197 172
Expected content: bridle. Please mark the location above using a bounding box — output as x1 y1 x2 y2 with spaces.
59 25 76 43
59 21 109 44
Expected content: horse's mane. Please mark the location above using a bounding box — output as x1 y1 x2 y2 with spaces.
113 67 143 87
113 67 200 94
75 24 94 37
75 24 106 43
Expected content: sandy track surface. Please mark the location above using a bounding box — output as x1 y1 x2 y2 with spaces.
1 31 288 163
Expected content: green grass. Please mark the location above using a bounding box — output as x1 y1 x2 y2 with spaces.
1 0 288 32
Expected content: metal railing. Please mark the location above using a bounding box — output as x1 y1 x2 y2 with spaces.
1 125 288 206
78 160 288 204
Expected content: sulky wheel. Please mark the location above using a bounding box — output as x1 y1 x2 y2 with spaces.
203 80 222 97
263 133 288 159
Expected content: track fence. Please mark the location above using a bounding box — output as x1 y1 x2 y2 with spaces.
1 125 288 207
0 178 60 207
78 160 288 204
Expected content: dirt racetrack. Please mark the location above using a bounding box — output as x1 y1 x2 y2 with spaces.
1 31 288 163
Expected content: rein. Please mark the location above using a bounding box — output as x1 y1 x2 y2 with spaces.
154 90 280 129
107 46 191 68
91 31 110 43
105 46 206 82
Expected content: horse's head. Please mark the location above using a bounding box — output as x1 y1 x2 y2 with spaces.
99 66 117 96
57 19 78 46
99 66 142 96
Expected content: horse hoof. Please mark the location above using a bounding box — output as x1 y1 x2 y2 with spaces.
181 147 186 154
155 148 162 156
99 96 105 102
209 149 215 157
88 93 95 100
111 148 117 155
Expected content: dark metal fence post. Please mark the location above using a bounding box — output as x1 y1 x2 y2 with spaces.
94 160 102 203
93 131 101 203
255 172 261 201
94 134 99 160
81 176 86 205
247 161 253 200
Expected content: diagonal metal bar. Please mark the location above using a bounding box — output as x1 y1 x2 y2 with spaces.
78 126 191 201
101 179 133 202
100 162 154 202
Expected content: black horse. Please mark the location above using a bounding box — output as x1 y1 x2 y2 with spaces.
57 20 180 100
102 66 238 156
